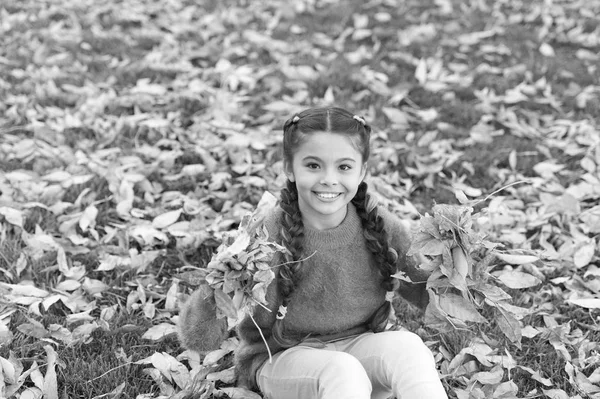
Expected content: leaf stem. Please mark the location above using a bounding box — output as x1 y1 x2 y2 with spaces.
249 297 272 312
249 312 272 364
268 250 317 269
472 179 532 207
86 362 133 382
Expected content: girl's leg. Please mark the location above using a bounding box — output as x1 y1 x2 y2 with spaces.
257 345 372 399
341 331 447 399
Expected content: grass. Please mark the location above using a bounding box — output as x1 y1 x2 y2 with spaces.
1 309 178 399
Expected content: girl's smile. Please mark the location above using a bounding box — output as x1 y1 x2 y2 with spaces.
313 192 342 200
284 132 366 230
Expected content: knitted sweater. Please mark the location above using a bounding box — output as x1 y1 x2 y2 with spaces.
178 202 429 391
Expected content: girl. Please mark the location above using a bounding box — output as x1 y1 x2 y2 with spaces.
179 107 448 399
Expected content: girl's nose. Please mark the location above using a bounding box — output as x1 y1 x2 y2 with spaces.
320 170 338 185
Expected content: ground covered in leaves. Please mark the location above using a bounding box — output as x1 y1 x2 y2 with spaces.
0 0 599 398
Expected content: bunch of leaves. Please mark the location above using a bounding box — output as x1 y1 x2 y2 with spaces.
203 192 289 330
406 202 535 347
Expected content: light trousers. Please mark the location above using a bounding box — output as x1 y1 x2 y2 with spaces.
256 330 447 399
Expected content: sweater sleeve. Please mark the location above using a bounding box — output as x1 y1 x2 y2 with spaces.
177 206 282 353
379 206 430 310
177 283 228 352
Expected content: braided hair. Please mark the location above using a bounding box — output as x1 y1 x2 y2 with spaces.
272 107 398 347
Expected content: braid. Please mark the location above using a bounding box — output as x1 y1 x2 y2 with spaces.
351 182 400 332
272 179 305 347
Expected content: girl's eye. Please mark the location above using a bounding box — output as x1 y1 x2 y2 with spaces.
306 163 319 169
339 164 352 171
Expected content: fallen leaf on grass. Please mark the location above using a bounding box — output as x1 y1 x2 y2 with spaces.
137 352 190 390
0 322 13 346
19 388 43 399
0 206 24 227
438 293 487 323
142 323 178 341
495 253 539 265
574 240 596 268
567 298 600 309
580 205 600 233
79 204 98 232
518 365 553 387
471 366 504 384
17 319 48 339
382 107 410 130
492 380 518 397
539 43 555 57
542 389 569 399
0 283 49 298
521 325 541 338
43 345 59 399
495 308 522 346
152 209 183 229
496 271 541 289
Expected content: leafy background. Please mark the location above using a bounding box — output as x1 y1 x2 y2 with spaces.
0 0 599 398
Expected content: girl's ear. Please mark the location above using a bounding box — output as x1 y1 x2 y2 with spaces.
360 162 367 181
284 160 295 182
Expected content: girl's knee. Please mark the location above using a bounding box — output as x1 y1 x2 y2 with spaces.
324 352 370 378
320 353 372 394
380 331 433 358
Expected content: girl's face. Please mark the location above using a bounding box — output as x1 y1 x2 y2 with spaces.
284 132 366 230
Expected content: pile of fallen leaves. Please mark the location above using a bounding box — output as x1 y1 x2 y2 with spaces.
1 0 600 398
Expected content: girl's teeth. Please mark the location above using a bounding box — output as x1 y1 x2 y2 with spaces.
316 193 340 199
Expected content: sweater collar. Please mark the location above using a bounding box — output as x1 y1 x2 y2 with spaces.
302 203 363 249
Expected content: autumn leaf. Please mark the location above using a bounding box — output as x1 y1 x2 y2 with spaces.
495 253 539 265
495 307 522 346
142 323 178 341
438 293 487 323
567 298 600 309
496 271 542 289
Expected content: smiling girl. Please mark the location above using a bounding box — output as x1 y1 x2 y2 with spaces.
179 107 447 399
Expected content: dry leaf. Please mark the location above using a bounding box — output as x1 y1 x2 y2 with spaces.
79 204 98 232
438 293 487 323
573 240 596 268
0 206 24 227
152 209 183 229
497 271 541 289
382 107 410 129
43 345 59 399
142 323 178 341
542 389 569 399
539 43 555 57
495 253 539 265
567 298 600 309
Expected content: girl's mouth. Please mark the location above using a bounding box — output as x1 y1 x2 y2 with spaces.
313 192 342 200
